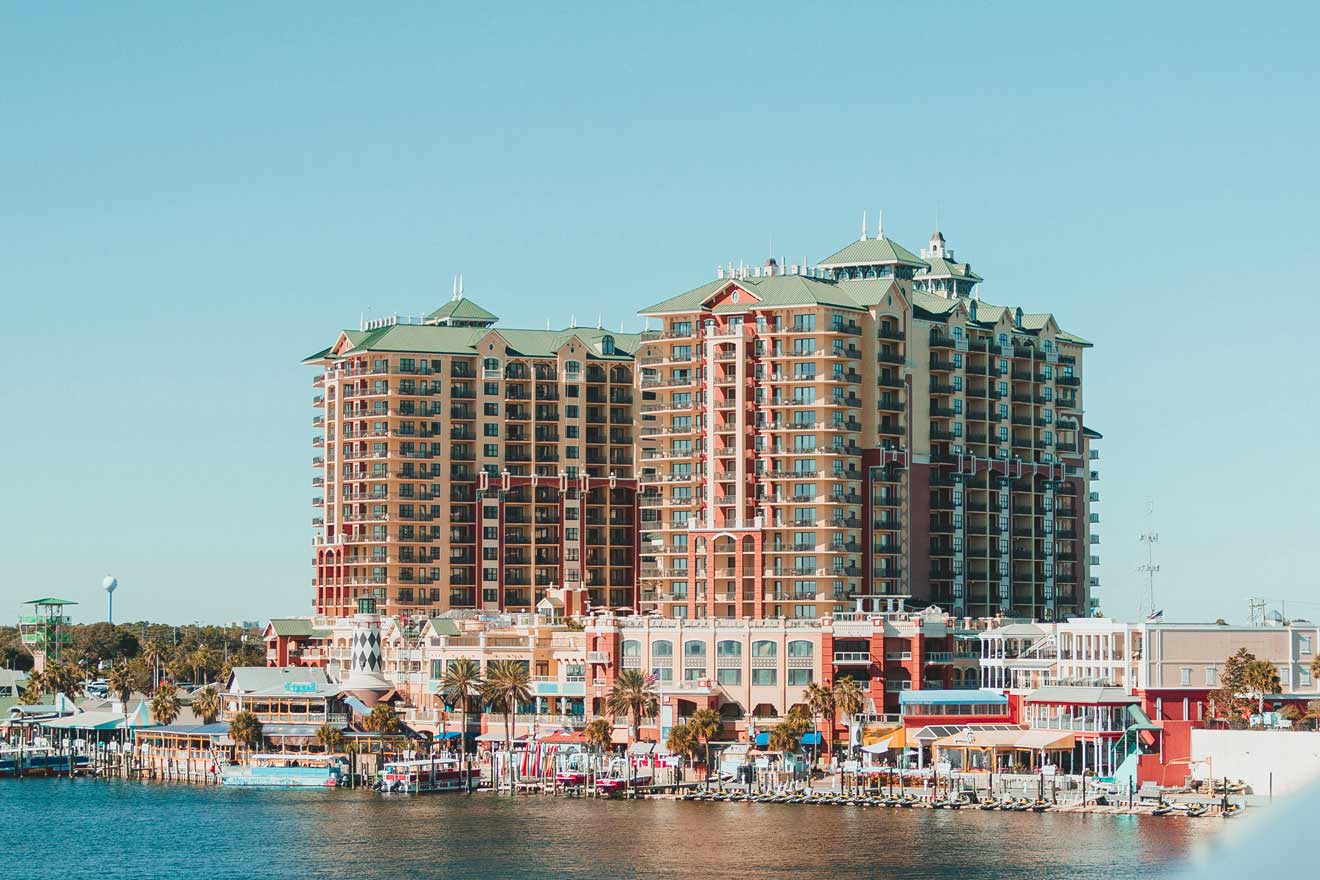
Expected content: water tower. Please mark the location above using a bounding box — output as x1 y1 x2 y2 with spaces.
103 575 118 624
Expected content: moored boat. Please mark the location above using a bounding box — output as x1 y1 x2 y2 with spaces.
378 756 481 794
220 753 346 788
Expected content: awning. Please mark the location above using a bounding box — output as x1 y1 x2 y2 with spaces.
627 742 655 756
754 732 770 747
861 727 907 753
801 732 823 746
539 731 586 745
436 731 463 740
933 729 1074 751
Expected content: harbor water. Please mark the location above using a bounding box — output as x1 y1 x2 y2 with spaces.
1 778 1220 879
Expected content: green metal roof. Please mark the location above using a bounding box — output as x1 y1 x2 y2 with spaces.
918 255 983 283
307 324 642 363
640 274 866 316
817 236 927 269
24 598 78 606
268 618 318 638
426 297 498 323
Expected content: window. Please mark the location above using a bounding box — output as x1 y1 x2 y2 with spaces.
717 668 741 685
652 639 673 658
1302 668 1313 688
752 640 777 658
1180 667 1191 686
788 668 813 686
622 640 641 657
717 640 742 658
1301 635 1313 655
788 640 813 658
1205 667 1216 686
684 640 706 658
752 668 776 686
601 336 615 355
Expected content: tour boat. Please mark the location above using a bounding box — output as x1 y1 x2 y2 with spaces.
0 745 87 777
220 753 346 788
378 756 481 794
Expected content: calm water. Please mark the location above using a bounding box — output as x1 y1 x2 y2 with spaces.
1 779 1221 879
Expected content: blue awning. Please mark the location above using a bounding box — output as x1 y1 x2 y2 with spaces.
899 688 1008 707
437 731 463 739
754 732 770 747
801 732 823 746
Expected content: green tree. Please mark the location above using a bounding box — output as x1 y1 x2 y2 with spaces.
1242 659 1281 717
72 622 139 670
229 710 264 756
191 685 222 724
1209 648 1256 725
316 723 346 753
440 658 483 788
605 669 659 744
150 682 181 726
768 715 808 754
481 659 533 791
688 707 722 784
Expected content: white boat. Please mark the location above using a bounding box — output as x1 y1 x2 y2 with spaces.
378 756 481 794
220 753 346 788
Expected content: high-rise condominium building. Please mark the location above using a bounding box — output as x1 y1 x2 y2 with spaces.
636 225 1099 622
306 292 640 620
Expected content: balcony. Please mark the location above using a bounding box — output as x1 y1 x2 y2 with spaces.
833 652 871 665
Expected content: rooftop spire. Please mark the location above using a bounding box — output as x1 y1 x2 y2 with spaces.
877 208 884 241
860 210 867 242
451 275 458 301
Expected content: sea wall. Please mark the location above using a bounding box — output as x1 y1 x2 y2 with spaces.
1190 730 1320 797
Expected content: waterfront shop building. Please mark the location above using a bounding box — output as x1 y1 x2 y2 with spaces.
410 614 588 738
222 667 351 751
1021 685 1158 784
305 292 641 621
636 226 1099 625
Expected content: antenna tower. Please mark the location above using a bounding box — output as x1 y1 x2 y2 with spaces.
1137 499 1159 618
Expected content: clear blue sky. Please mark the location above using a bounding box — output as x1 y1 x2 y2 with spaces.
3 3 1316 625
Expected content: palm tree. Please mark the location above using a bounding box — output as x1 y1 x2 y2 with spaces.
19 670 45 705
150 682 181 726
805 682 835 764
666 722 699 779
316 723 346 753
43 661 84 702
191 685 222 724
605 669 659 744
141 640 165 693
229 710 264 757
768 718 806 754
832 676 865 756
688 707 722 785
106 660 136 726
584 718 613 753
481 660 533 792
363 704 401 735
189 645 217 686
440 658 483 787
1242 659 1282 717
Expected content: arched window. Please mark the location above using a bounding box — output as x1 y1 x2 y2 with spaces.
751 640 777 658
601 335 615 355
483 357 500 371
684 640 706 658
652 639 673 658
787 640 813 658
622 639 641 657
717 640 742 658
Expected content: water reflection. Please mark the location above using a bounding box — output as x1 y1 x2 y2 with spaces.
4 780 1216 880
